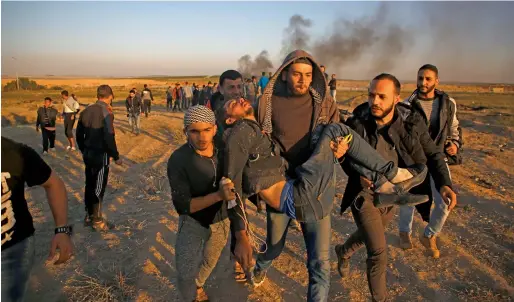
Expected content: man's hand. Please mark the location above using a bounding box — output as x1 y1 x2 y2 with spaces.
36 126 40 132
48 233 73 265
440 185 457 211
330 138 349 159
234 232 253 270
115 159 123 166
360 176 374 190
445 142 458 156
218 178 236 201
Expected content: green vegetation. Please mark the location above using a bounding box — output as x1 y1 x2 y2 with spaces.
3 77 45 91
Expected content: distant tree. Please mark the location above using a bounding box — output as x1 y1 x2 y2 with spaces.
3 77 45 91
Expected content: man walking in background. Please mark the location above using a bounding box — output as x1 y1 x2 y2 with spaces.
76 85 122 231
329 74 337 102
36 97 58 155
244 77 257 105
172 83 183 112
141 84 153 117
126 89 142 135
183 81 193 110
61 90 80 151
2 136 73 302
398 64 462 258
320 65 329 82
257 71 269 95
166 86 174 112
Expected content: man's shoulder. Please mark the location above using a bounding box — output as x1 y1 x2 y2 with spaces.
168 144 193 166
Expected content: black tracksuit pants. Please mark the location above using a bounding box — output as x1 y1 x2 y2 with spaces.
41 128 56 151
84 163 109 220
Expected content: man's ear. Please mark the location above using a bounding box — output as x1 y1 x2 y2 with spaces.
435 77 440 87
225 117 236 125
394 94 401 105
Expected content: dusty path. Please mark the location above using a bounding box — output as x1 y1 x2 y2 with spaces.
2 101 513 301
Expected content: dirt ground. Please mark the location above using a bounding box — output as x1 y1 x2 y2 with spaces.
1 90 513 301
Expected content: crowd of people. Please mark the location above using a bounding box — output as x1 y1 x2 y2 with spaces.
1 49 464 302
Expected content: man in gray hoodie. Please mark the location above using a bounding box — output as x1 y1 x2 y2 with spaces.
252 50 339 301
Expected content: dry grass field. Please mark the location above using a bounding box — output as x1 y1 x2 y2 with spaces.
1 77 513 301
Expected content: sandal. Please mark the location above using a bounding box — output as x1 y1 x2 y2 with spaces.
233 261 247 282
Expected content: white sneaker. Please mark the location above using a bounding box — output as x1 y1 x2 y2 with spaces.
71 147 76 151
66 146 71 150
42 151 48 155
49 148 56 152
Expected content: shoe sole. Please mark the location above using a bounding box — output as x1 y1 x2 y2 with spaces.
334 245 350 278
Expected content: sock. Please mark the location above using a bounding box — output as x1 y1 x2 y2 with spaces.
390 168 414 184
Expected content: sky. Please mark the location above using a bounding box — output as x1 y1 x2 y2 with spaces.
2 1 514 83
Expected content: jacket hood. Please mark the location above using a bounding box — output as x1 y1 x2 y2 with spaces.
258 49 329 133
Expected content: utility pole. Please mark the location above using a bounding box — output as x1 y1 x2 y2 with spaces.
12 57 19 90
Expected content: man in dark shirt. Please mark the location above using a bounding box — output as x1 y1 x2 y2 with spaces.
1 137 73 302
36 97 59 154
167 105 249 302
76 85 122 231
328 74 337 102
125 90 142 135
334 73 457 302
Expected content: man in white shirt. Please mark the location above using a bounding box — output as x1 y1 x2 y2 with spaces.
61 90 80 151
183 82 193 110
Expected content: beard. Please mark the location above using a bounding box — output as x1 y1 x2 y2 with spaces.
287 81 309 96
370 102 394 119
418 83 436 96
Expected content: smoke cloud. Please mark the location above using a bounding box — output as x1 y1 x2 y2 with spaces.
278 2 514 83
237 50 274 78
281 14 312 57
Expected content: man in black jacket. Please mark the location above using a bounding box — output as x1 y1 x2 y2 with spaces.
398 64 463 256
36 97 59 154
125 90 142 135
334 73 457 302
76 85 122 231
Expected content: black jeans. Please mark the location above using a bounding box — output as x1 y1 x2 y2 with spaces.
166 98 173 111
84 163 109 220
63 113 76 138
143 100 151 116
339 192 395 302
41 128 55 151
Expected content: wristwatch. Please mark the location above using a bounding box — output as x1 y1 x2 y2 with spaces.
55 225 73 236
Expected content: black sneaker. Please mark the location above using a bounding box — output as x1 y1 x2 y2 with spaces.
335 244 350 278
252 268 266 288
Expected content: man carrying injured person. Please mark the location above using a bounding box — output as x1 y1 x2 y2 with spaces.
217 97 430 223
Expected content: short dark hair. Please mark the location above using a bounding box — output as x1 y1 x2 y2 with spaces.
320 65 325 68
44 97 52 102
97 85 114 99
262 72 266 76
185 81 188 85
372 73 401 95
418 64 439 77
219 70 242 86
208 81 212 85
129 89 135 94
251 76 256 80
61 90 68 97
144 84 148 88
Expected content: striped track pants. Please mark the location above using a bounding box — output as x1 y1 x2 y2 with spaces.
84 162 109 219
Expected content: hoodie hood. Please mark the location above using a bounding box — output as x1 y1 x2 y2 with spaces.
258 49 330 133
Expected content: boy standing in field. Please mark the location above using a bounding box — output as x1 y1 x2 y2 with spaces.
36 97 58 154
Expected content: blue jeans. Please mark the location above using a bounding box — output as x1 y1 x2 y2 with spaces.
399 175 451 237
128 114 141 133
283 123 397 222
1 236 35 302
255 210 331 302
